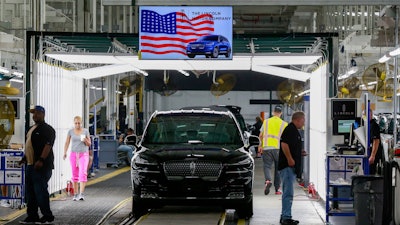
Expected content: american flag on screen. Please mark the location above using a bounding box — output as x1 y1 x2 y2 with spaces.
140 10 214 56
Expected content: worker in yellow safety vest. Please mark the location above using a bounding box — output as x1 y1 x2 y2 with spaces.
258 105 288 195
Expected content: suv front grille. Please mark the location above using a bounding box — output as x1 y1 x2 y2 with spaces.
163 160 222 180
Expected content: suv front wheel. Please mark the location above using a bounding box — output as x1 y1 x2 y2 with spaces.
132 189 148 218
235 198 253 219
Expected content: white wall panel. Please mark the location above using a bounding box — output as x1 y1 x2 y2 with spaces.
32 62 84 194
146 90 279 125
309 64 328 200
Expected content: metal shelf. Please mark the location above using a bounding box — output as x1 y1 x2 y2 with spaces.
325 154 368 223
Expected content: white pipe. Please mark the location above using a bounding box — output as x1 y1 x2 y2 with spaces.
101 0 104 32
73 0 76 32
93 0 96 32
394 6 399 145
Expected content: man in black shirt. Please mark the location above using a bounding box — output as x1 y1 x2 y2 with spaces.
278 111 305 225
368 110 383 175
19 105 56 224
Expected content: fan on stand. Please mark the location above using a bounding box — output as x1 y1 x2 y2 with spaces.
276 80 305 110
361 63 395 101
210 72 236 97
338 77 362 98
154 71 177 96
119 76 142 97
0 97 15 148
0 81 20 96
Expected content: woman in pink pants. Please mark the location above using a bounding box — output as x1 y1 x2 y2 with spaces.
63 116 91 201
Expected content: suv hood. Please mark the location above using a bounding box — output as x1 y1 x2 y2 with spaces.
138 145 248 162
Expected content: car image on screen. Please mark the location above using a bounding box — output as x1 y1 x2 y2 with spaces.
186 35 231 59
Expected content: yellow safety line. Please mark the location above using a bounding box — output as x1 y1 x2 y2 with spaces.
97 197 132 224
133 213 149 225
218 212 226 225
1 166 131 224
237 218 246 225
86 166 130 186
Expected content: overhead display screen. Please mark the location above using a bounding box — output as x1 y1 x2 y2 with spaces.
139 6 233 60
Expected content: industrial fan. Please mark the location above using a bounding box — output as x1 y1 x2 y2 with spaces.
0 81 20 96
276 79 305 109
210 72 236 97
361 63 396 101
0 97 15 149
338 77 362 98
119 76 142 97
154 71 177 96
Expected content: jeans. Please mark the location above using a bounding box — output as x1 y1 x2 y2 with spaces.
117 145 135 164
279 166 296 220
25 165 53 219
262 149 280 190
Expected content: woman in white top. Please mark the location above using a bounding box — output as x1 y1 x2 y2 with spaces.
63 116 91 201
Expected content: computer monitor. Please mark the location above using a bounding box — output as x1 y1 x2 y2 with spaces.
332 118 361 145
333 119 353 135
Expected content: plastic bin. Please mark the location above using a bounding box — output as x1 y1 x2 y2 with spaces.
351 175 383 225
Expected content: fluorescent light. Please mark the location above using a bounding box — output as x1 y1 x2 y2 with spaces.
10 78 23 83
0 66 10 74
378 53 391 63
368 81 378 85
338 73 350 80
177 70 190 76
12 71 24 77
347 66 358 75
359 84 375 90
296 89 310 97
338 66 358 80
389 47 400 57
132 67 148 76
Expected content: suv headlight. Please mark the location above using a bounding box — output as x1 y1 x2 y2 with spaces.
132 154 158 170
224 156 253 173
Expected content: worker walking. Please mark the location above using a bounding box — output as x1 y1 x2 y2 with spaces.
258 105 288 195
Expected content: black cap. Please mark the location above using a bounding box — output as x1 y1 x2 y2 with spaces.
274 105 282 113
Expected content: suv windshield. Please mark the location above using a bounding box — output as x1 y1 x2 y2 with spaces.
141 113 242 146
199 35 218 41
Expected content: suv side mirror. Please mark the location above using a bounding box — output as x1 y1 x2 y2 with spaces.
248 135 260 147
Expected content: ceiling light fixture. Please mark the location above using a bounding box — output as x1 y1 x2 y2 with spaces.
338 62 359 80
177 70 190 76
296 89 310 97
12 71 24 77
0 66 10 74
378 53 391 63
10 78 23 83
389 47 400 57
133 68 148 76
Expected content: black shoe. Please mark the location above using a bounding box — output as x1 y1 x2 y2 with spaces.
39 216 54 224
264 180 272 195
19 217 39 224
281 219 299 225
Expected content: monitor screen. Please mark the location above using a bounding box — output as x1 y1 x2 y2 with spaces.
138 6 233 60
333 119 355 135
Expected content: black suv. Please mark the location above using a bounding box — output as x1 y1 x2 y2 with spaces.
130 108 259 218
